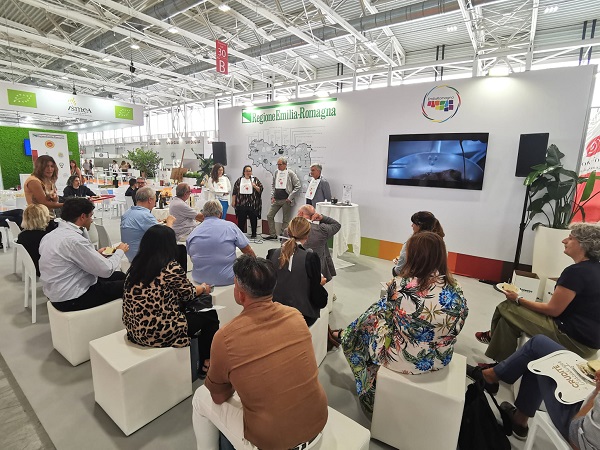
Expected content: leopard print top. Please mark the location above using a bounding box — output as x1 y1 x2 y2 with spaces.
123 260 195 348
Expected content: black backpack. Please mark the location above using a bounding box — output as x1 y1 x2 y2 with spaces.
458 378 512 450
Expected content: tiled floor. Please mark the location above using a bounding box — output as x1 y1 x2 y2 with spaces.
0 213 545 449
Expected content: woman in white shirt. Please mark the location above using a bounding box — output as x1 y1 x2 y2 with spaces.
206 163 231 219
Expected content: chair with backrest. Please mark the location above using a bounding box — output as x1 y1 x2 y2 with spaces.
88 222 100 249
16 243 42 323
95 223 112 249
6 220 21 274
523 410 570 450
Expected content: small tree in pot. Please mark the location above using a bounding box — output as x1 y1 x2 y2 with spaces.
126 148 163 178
525 144 597 229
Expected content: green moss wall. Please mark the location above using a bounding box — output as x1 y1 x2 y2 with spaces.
0 126 79 189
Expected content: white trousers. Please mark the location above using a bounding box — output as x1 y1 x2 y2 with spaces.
192 385 258 450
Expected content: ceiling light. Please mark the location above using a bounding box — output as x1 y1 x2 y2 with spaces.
130 43 140 49
80 67 88 72
316 91 329 98
446 25 458 32
168 87 174 91
61 75 69 80
310 54 319 59
544 5 558 14
102 56 111 62
218 3 231 11
46 82 54 86
168 26 178 33
489 66 510 77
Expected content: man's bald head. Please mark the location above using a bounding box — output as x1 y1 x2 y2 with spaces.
298 204 315 219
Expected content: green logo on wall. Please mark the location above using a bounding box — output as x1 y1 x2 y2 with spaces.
7 89 37 108
115 105 134 120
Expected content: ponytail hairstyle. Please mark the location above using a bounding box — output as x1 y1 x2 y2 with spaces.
278 217 311 269
411 211 445 238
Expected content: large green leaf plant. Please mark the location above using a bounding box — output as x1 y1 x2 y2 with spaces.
525 144 597 229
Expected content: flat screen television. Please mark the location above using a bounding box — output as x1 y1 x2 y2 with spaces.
24 138 32 156
386 132 489 190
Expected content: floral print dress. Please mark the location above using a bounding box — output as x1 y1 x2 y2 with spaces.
341 275 468 414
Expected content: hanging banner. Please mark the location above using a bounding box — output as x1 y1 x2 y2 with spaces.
572 109 600 223
29 131 70 192
0 81 143 125
216 40 228 75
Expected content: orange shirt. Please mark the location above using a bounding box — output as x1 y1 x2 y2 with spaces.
205 300 328 450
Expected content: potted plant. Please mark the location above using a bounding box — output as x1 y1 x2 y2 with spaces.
183 171 199 187
126 148 163 178
198 155 214 186
524 144 597 279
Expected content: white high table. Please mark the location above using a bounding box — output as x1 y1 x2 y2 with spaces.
315 202 361 267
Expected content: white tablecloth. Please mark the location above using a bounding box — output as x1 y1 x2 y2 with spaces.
315 202 361 259
151 208 170 221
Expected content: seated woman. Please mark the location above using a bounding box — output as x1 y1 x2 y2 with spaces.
335 231 468 414
123 225 219 379
476 222 600 361
16 204 50 277
392 211 444 276
63 175 96 198
469 334 600 444
267 216 328 326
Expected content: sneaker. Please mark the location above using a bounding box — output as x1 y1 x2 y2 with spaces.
500 401 528 440
264 235 277 240
475 330 492 344
466 364 499 395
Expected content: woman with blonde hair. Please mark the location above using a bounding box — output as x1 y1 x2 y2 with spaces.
24 155 63 217
267 216 328 326
17 204 51 276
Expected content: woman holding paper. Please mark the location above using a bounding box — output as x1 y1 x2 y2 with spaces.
476 222 600 361
206 163 231 219
231 165 263 238
123 225 219 379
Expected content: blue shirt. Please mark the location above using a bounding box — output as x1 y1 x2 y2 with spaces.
186 216 249 286
120 206 158 261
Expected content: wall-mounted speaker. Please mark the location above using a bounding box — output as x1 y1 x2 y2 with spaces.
515 133 549 177
212 142 227 165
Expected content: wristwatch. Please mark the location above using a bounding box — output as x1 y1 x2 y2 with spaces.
516 296 523 305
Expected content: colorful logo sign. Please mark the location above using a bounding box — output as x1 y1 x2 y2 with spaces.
421 85 461 123
115 105 134 120
45 140 54 148
7 89 37 108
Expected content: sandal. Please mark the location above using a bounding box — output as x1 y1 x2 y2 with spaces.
499 401 529 440
475 330 492 344
199 361 210 380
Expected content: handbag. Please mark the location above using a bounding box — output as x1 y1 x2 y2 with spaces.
181 293 213 314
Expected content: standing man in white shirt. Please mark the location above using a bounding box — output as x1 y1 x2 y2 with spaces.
39 197 129 312
265 157 301 240
170 183 204 241
305 164 332 206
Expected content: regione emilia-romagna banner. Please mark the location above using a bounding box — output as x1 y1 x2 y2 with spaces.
0 81 143 125
240 98 337 194
29 132 70 191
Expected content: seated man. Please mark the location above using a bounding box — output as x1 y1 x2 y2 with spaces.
192 255 328 450
120 187 175 261
124 178 137 205
169 182 204 242
187 200 255 286
39 197 129 311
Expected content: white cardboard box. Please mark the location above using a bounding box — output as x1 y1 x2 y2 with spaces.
542 277 559 303
513 270 543 302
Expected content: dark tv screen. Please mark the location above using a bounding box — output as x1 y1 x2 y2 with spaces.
24 138 32 156
386 133 489 190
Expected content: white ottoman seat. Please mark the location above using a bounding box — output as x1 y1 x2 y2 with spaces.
90 329 192 436
371 353 467 450
47 299 124 366
309 308 329 366
211 284 242 325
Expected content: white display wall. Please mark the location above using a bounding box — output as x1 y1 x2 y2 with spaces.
219 66 596 264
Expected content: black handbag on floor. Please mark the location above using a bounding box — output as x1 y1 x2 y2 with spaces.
458 378 512 450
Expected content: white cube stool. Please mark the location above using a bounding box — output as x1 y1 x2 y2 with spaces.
90 329 192 436
211 284 242 325
371 353 467 450
192 384 371 450
309 308 329 367
47 299 124 366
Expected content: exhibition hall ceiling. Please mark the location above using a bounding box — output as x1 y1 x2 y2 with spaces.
0 0 599 126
